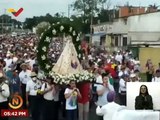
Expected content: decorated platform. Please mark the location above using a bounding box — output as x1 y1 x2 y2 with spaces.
37 22 95 84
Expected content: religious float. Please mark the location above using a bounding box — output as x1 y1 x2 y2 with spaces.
37 22 95 84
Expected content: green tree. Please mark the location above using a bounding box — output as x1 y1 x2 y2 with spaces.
36 21 50 36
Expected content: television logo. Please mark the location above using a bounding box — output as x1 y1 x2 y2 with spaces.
9 94 23 109
1 95 29 117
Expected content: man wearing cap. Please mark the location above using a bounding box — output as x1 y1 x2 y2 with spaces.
0 73 10 120
130 73 139 82
152 69 160 82
26 72 42 120
119 74 129 106
19 63 31 108
10 69 21 96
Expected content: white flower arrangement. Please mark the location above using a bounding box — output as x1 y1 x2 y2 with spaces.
48 71 95 85
52 29 57 35
60 26 64 31
42 46 47 52
41 55 46 60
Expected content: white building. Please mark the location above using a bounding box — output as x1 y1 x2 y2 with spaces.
93 18 128 47
127 11 160 46
93 11 160 47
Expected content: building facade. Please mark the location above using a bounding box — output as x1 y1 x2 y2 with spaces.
93 8 160 47
127 11 160 46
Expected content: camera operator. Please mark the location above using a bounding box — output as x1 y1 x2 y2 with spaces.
0 73 10 120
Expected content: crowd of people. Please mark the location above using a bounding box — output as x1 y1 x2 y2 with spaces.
0 34 160 120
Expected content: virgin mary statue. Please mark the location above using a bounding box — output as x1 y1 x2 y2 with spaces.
52 37 83 76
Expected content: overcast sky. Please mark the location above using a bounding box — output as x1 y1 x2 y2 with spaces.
0 0 160 22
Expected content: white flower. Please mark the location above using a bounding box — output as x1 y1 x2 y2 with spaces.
60 26 64 31
49 72 53 76
78 33 81 37
41 33 44 37
52 29 57 35
60 81 63 85
61 79 65 83
54 80 58 84
76 37 80 41
41 55 46 60
52 23 55 26
73 31 76 36
78 45 81 50
45 64 50 70
42 46 47 52
48 26 51 29
90 78 93 82
78 54 81 58
69 27 73 32
57 22 60 24
44 37 51 42
66 80 69 84
75 74 79 77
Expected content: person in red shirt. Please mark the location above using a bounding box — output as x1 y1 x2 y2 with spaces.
77 82 91 120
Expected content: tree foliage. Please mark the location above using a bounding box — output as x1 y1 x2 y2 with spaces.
36 21 50 36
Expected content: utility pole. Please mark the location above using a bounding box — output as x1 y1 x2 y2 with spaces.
1 14 4 34
68 4 71 18
1 9 6 34
90 0 94 45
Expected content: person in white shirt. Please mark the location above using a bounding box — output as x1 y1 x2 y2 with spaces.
40 76 55 120
26 72 42 120
152 69 160 82
118 65 129 77
4 54 13 71
64 80 81 120
0 73 10 120
96 91 119 120
119 74 130 106
19 63 31 108
96 73 114 120
115 52 123 64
